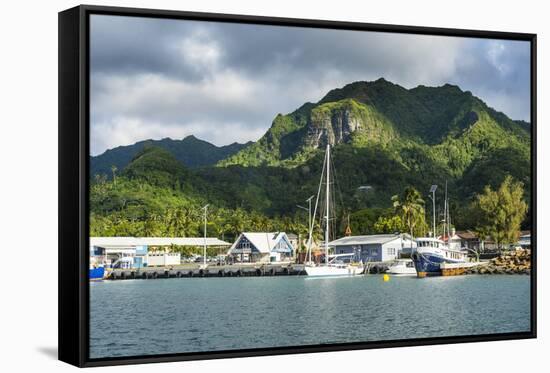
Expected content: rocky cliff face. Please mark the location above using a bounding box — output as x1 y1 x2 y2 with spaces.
303 99 395 150
305 107 361 148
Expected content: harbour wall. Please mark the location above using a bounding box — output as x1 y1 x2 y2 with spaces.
108 263 306 280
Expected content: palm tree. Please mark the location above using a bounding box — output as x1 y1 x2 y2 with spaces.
281 216 294 234
165 207 193 237
229 208 246 236
142 213 160 237
208 209 225 239
392 186 426 238
111 165 118 187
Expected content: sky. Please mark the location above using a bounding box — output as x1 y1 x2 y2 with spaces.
90 15 531 156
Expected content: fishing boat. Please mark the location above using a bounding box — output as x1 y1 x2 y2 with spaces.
387 258 417 276
304 144 363 277
410 237 467 277
411 181 468 277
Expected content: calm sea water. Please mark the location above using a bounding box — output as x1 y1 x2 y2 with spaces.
89 275 530 358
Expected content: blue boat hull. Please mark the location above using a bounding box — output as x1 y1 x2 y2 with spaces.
411 252 461 277
89 267 105 280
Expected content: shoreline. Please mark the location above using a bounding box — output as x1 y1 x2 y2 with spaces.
464 249 531 275
98 252 531 281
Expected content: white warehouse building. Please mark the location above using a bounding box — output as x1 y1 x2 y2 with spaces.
330 234 416 262
90 237 231 268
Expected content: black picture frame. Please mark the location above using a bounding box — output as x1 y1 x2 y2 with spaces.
58 4 537 368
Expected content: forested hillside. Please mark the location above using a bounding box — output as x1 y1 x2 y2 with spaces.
90 79 531 241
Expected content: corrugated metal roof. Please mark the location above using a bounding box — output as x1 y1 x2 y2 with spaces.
329 234 403 246
229 232 288 254
90 237 231 247
456 230 477 240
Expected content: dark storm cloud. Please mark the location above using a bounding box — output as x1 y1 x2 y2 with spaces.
90 15 530 155
91 15 203 80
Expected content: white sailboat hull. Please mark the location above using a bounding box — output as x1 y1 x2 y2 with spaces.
387 267 417 276
387 259 417 276
304 265 363 277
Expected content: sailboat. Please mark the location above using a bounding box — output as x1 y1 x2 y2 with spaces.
304 144 363 277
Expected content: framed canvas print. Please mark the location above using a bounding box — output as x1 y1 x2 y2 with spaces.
58 4 537 367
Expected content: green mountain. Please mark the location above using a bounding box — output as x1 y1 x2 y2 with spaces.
219 78 529 175
90 79 532 236
123 146 192 188
90 135 250 177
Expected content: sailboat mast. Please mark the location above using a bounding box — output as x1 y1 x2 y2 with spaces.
307 152 326 266
325 144 330 266
447 181 451 242
444 180 448 246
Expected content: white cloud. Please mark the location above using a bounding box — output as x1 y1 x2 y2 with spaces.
176 30 223 75
90 15 531 155
90 71 273 154
487 42 511 76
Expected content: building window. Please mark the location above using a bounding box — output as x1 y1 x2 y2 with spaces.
237 238 251 250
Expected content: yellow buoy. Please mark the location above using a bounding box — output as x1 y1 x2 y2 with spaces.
383 274 390 282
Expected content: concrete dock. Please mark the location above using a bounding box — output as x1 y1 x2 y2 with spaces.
107 263 306 280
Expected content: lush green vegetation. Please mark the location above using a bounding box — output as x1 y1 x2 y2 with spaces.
390 187 429 237
90 79 532 244
91 147 313 246
471 176 528 249
91 135 250 177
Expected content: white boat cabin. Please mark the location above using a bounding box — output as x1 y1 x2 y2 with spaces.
416 237 467 261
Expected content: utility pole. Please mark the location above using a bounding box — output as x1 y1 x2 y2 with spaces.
202 204 209 267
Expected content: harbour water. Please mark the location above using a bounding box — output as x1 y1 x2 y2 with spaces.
90 275 530 358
